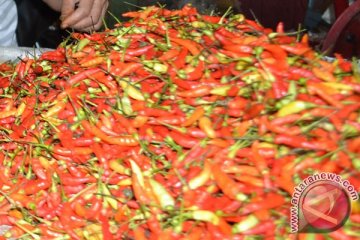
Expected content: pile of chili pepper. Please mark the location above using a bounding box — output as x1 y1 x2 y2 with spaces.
0 5 359 239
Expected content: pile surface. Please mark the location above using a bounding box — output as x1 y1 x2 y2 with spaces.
0 5 359 239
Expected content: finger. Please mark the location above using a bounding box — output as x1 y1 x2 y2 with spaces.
71 0 107 30
77 17 103 32
70 7 104 31
68 1 108 31
60 0 77 21
61 0 94 28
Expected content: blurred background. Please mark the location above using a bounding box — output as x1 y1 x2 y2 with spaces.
13 0 360 58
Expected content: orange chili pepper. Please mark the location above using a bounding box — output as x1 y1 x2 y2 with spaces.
182 107 205 127
198 116 216 138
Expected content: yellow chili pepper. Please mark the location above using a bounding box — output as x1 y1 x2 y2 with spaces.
312 67 337 82
119 80 145 101
188 210 220 225
149 179 175 210
277 100 314 117
232 215 259 234
187 160 212 190
41 100 66 118
109 159 131 175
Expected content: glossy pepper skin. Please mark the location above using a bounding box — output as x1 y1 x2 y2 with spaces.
0 4 358 240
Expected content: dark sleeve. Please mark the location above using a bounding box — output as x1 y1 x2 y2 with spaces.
15 0 65 48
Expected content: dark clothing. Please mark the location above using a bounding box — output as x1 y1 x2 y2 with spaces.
240 0 308 31
15 0 66 48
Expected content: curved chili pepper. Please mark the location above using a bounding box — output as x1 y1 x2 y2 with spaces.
170 38 200 56
210 161 247 201
185 60 205 81
58 172 96 186
176 85 211 98
130 160 153 205
158 48 180 61
23 179 51 195
169 130 200 149
187 160 211 190
81 120 138 146
68 68 102 85
243 220 275 235
198 116 216 138
173 47 189 69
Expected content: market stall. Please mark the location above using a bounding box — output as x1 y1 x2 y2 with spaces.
0 5 359 239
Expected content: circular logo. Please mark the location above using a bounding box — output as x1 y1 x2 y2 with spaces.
300 181 350 232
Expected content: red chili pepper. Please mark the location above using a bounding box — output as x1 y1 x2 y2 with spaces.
149 115 185 126
59 202 87 234
81 120 138 146
31 157 47 180
68 68 101 85
158 48 180 61
280 44 311 55
57 172 96 186
276 22 284 34
171 37 200 56
350 214 360 223
173 47 189 69
0 5 359 239
126 45 154 57
243 220 275 235
308 84 343 108
62 185 87 195
202 15 221 23
336 103 360 119
243 103 264 120
185 60 205 81
92 142 110 172
214 30 233 46
172 76 198 90
210 161 247 201
179 144 208 167
40 49 65 62
177 85 211 98
223 44 253 54
23 179 51 195
274 135 327 150
73 196 102 220
328 229 353 240
262 44 289 71
139 107 171 117
52 146 93 156
288 66 315 79
241 192 285 215
169 130 200 149
38 224 64 238
110 62 142 78
270 114 302 125
264 116 301 135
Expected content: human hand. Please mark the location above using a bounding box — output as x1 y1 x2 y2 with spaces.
43 0 109 31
